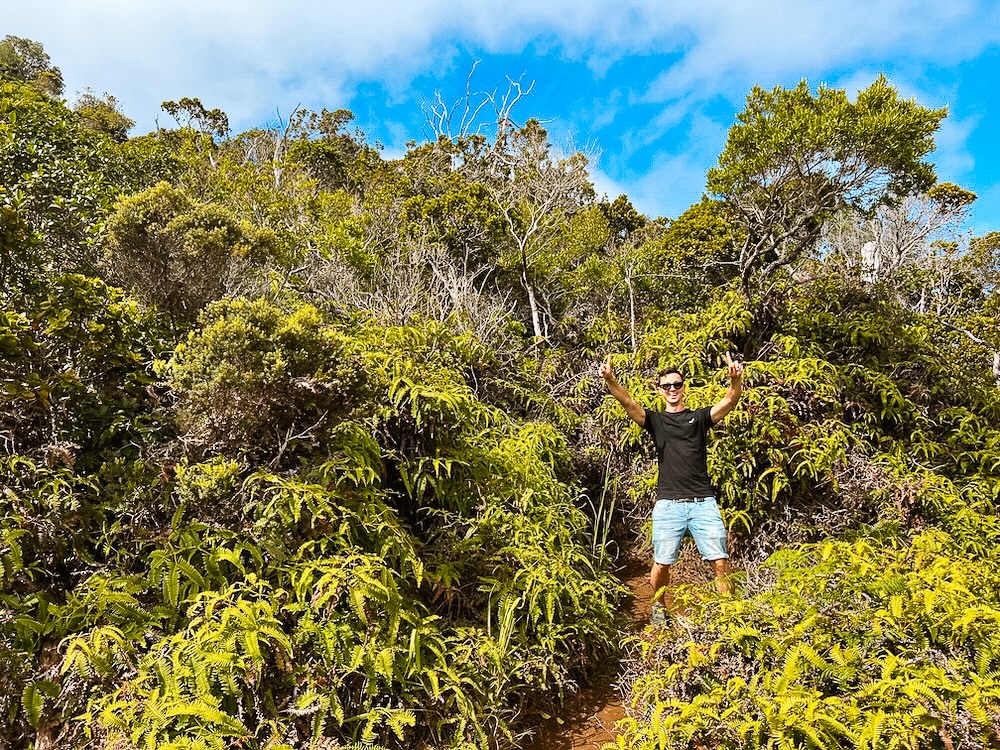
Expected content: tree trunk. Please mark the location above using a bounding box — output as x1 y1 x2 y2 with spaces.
626 266 637 353
523 269 543 339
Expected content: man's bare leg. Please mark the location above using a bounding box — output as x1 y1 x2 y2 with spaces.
651 561 672 609
710 558 733 595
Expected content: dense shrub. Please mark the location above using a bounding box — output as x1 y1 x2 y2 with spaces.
4 299 625 749
614 524 1000 749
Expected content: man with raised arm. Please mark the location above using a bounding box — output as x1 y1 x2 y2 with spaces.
599 354 744 625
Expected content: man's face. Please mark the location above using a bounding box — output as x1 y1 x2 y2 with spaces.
657 376 685 405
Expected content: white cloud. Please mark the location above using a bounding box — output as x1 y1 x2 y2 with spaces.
934 115 979 184
588 165 631 204
640 0 996 103
7 0 466 130
9 1 997 126
621 148 713 220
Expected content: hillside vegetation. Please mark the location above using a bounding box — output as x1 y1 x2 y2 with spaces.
2 36 999 750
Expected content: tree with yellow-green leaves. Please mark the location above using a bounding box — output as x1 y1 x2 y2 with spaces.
708 76 944 310
0 35 63 98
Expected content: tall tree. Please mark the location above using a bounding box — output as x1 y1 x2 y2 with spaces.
0 81 121 281
72 88 134 142
0 36 63 97
285 107 381 194
708 76 945 305
475 119 594 339
102 182 276 327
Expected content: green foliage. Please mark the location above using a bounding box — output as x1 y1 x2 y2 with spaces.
709 76 945 301
710 76 942 203
598 210 999 750
0 79 177 291
399 146 506 269
167 298 364 458
0 455 108 745
642 198 741 310
615 528 1000 750
2 298 624 749
161 97 230 139
3 51 998 750
599 194 647 243
592 270 1000 559
0 80 116 277
72 89 135 142
0 36 63 97
285 107 382 194
0 273 163 464
102 182 278 326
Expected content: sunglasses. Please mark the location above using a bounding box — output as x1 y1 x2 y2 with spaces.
658 381 685 391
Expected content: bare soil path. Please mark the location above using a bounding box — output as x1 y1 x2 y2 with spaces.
521 554 654 750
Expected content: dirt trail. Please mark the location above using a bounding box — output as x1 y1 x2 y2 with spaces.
522 554 654 750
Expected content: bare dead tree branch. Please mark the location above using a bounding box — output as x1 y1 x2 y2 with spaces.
422 61 537 146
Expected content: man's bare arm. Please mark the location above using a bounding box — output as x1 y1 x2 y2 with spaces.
711 352 744 424
599 356 646 427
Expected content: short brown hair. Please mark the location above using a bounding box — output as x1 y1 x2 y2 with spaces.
657 367 683 382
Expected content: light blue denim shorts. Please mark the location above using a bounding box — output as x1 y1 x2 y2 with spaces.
651 496 729 565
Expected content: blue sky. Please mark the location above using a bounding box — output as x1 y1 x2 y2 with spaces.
5 0 1000 234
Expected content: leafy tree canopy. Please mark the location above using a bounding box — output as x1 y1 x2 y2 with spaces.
0 35 63 97
72 88 135 142
708 76 945 301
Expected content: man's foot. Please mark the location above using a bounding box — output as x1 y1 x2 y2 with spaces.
650 603 669 625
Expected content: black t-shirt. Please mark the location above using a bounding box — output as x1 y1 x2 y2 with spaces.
642 406 715 498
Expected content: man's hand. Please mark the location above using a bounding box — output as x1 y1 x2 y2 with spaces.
712 353 744 423
724 352 744 381
598 353 614 381
599 354 645 426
